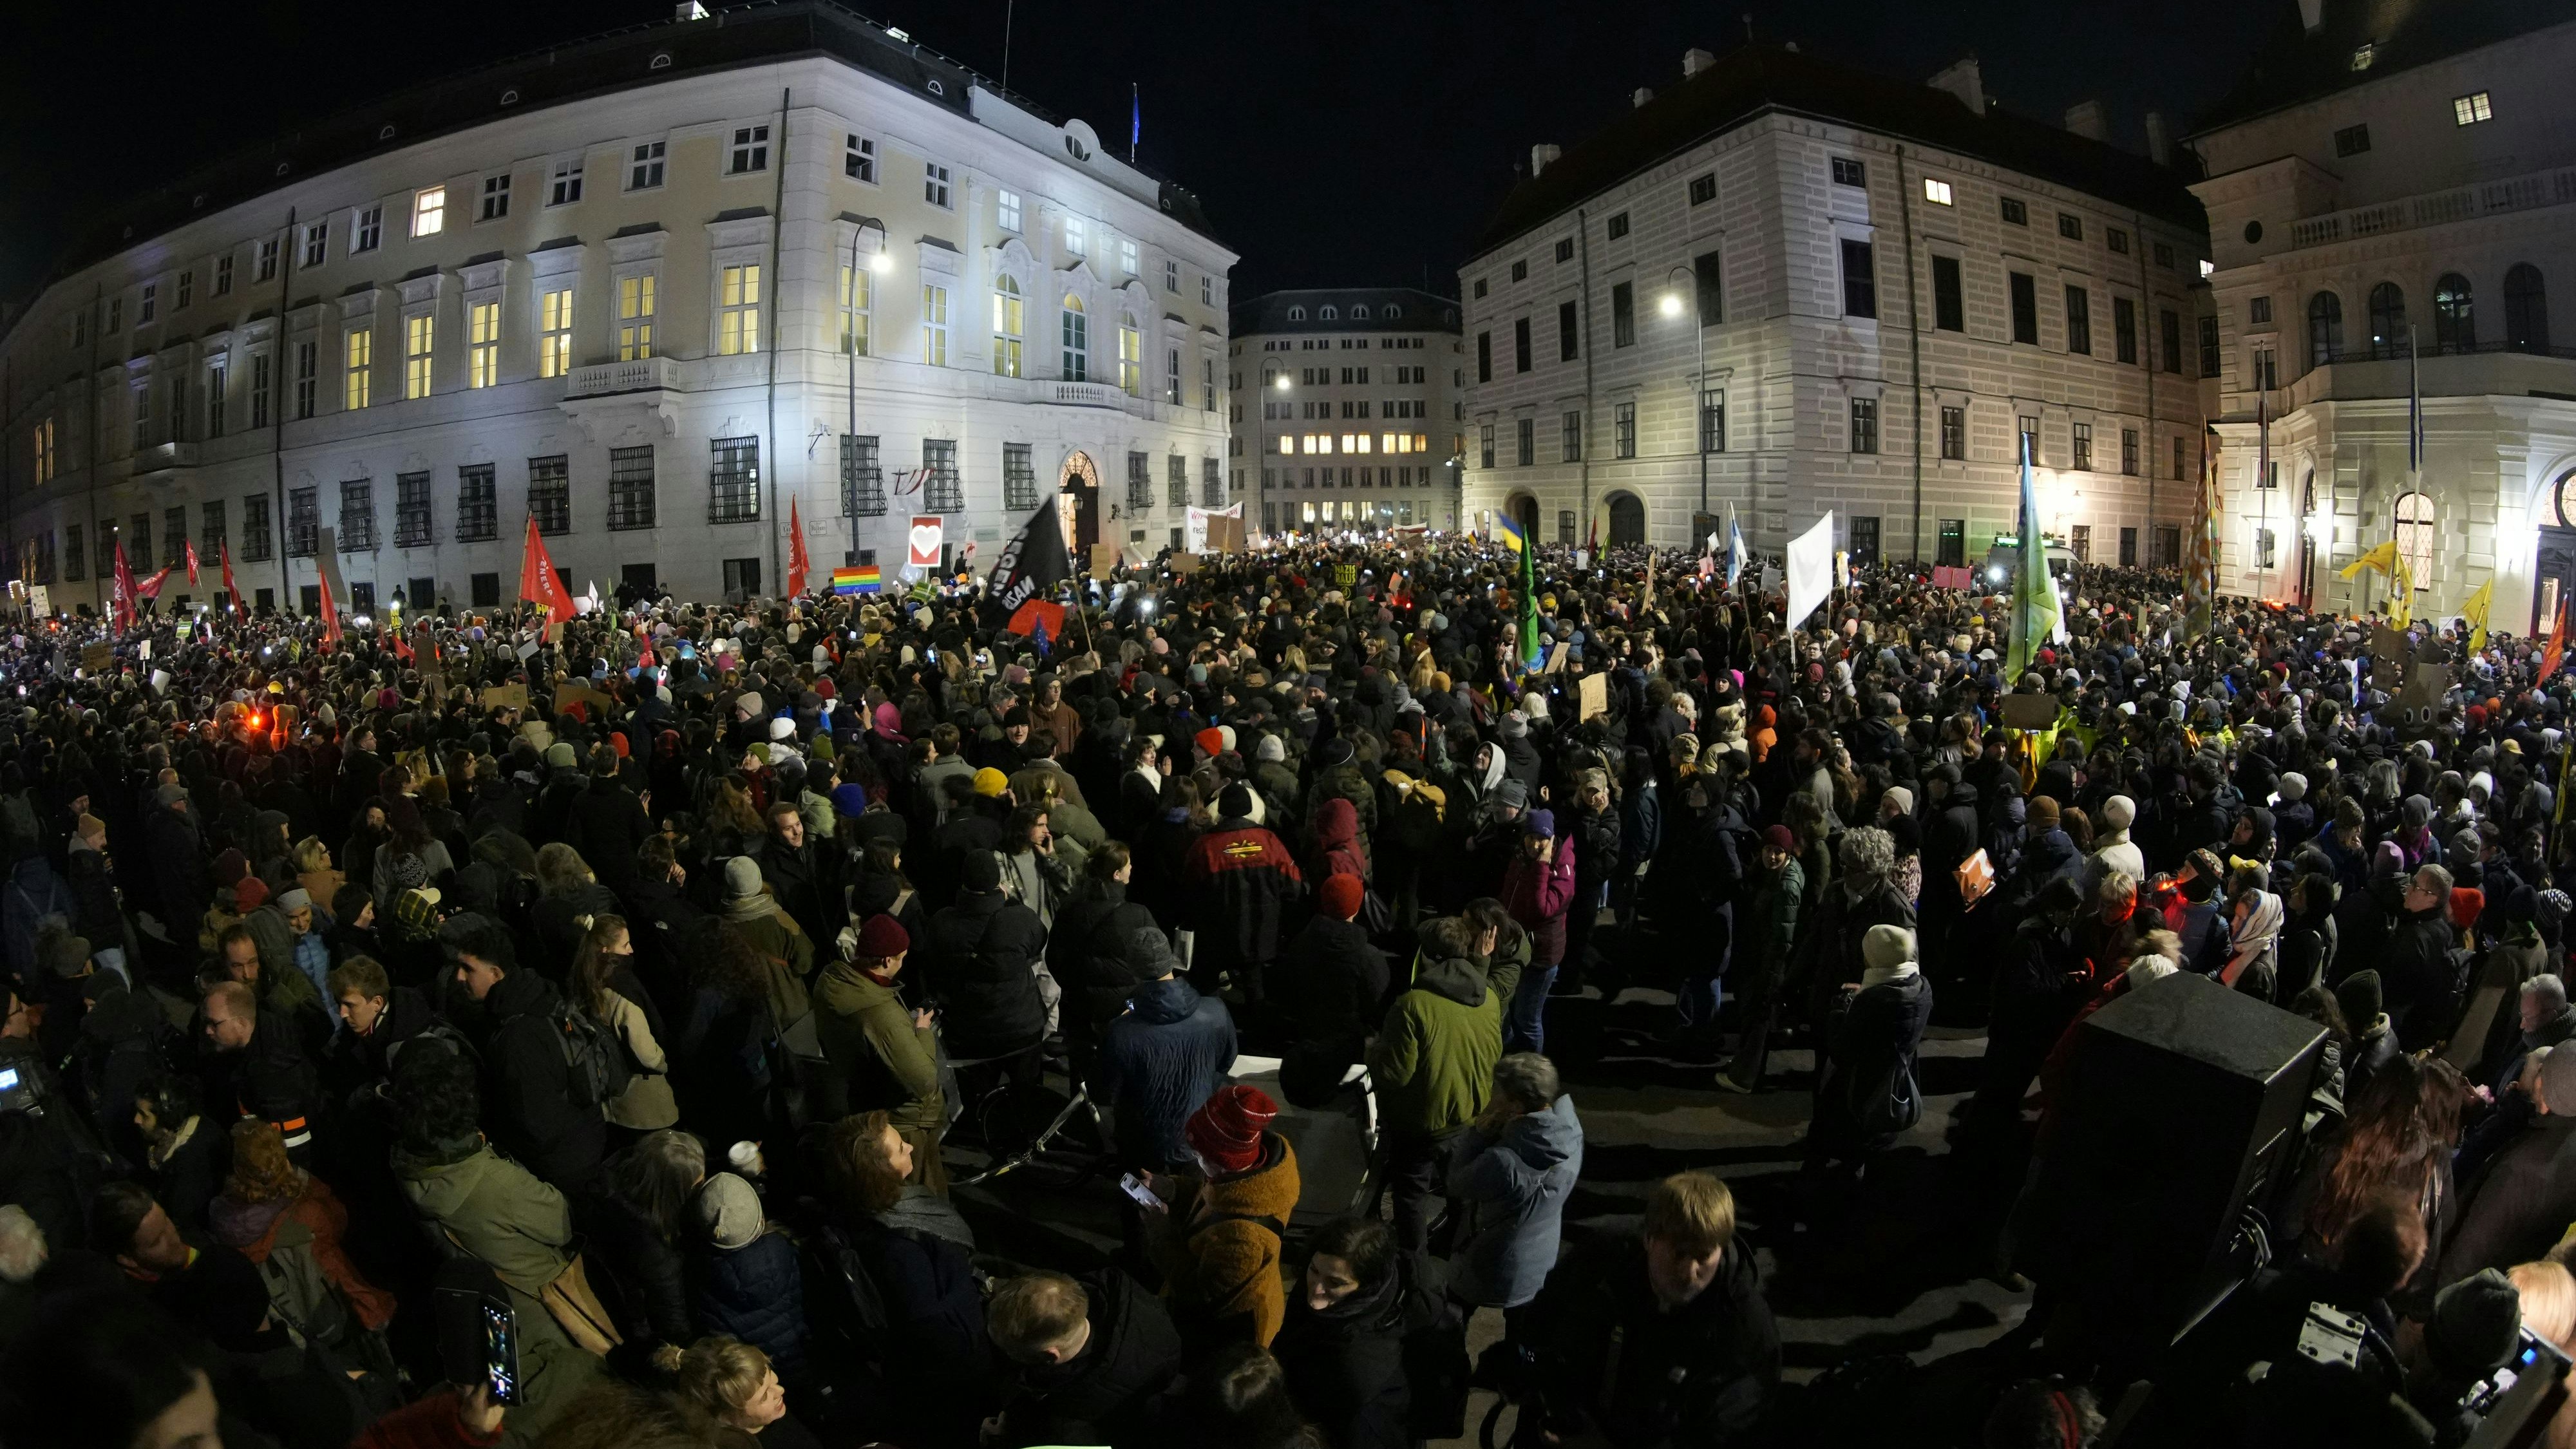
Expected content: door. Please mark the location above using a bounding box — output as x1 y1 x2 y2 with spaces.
1059 451 1101 553
2539 526 2576 635
1510 493 1540 540
1607 492 1645 545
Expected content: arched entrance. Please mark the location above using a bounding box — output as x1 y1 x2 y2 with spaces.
1058 450 1101 553
1606 491 1646 546
1506 491 1540 542
2541 468 2576 636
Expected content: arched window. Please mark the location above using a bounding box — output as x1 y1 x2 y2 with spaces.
2556 468 2576 529
1060 294 1088 381
2367 282 2406 356
2434 273 2475 350
2394 491 2436 590
1319 305 1338 320
1387 304 1403 318
1353 304 1371 319
1287 305 1305 321
2506 263 2549 352
2307 291 2344 368
991 276 1023 379
1117 310 1141 396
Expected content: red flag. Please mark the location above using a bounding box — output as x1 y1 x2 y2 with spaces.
2544 597 2573 685
221 544 240 612
110 540 138 631
516 516 576 626
185 540 201 587
134 565 175 599
317 565 342 646
787 497 811 600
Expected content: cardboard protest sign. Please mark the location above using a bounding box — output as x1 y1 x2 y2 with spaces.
1578 672 1609 722
478 683 529 711
1542 643 1570 674
1088 544 1119 580
555 679 613 719
80 643 111 672
1169 553 1203 573
1998 694 2060 730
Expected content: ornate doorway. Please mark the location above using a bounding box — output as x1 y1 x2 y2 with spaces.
1059 450 1102 553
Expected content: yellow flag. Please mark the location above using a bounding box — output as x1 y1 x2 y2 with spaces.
2339 539 2400 581
2462 577 2494 653
2388 548 2412 630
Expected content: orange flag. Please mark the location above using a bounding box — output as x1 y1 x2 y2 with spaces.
787 496 811 600
110 540 138 631
516 515 576 626
185 540 201 587
317 564 343 646
2544 596 2573 685
220 544 240 612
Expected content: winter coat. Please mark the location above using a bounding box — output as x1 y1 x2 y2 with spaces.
202 1006 323 1154
689 1227 808 1379
809 961 943 1133
144 804 214 931
921 889 1049 1059
1273 914 1392 1049
1155 1133 1302 1347
530 882 623 976
0 856 76 983
2172 898 2235 978
2383 901 2459 1036
759 837 840 959
1499 835 1580 968
1183 817 1305 972
392 1141 575 1298
1444 1094 1584 1308
1047 880 1164 1045
1095 976 1236 1171
205 1173 397 1331
1274 1260 1446 1449
1372 929 1519 1137
1526 1233 1781 1448
1309 796 1370 885
596 981 679 1131
474 969 606 1191
562 779 653 891
2443 1115 2576 1285
1812 967 1935 1158
578 1189 692 1345
999 1268 1182 1449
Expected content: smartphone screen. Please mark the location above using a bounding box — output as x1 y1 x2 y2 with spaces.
1119 1173 1159 1209
483 1303 521 1405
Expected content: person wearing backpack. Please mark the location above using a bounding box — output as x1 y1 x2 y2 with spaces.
1804 924 1933 1185
1139 1083 1300 1348
446 912 610 1193
205 1118 397 1342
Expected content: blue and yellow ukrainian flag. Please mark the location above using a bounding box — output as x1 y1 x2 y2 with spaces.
1493 511 1528 554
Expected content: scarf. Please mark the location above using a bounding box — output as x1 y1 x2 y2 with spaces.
724 890 781 924
1860 960 1920 989
2221 891 2284 987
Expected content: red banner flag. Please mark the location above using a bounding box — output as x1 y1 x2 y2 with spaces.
110 540 138 632
317 564 342 646
2544 596 2573 685
185 540 201 587
221 544 239 612
787 496 811 600
135 565 175 599
516 515 576 626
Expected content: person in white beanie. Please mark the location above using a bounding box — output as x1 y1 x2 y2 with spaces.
1806 922 1933 1180
2083 795 2145 895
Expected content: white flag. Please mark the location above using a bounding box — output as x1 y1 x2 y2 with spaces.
1785 511 1836 633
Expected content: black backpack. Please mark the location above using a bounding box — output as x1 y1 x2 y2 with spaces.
548 996 632 1109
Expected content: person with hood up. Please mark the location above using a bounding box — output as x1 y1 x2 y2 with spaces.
1095 927 1236 1173
2165 849 2237 978
2338 971 2403 1107
1182 783 1305 1010
1305 795 1370 895
2277 869 2340 1005
1141 1083 1302 1347
2273 772 2318 851
920 849 1050 1074
1372 911 1520 1256
2222 869 2288 1003
1443 1052 1584 1326
1498 809 1578 1054
1806 924 1934 1180
1272 874 1391 1105
811 913 946 1188
1994 795 2084 930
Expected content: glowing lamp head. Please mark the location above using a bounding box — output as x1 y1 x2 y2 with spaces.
868 251 893 275
1659 292 1685 319
1274 375 1291 391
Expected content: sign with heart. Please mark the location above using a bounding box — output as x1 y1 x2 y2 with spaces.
907 517 943 569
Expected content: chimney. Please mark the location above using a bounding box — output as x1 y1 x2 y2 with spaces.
2298 0 2325 34
674 0 708 18
1531 144 1562 177
1682 47 1716 78
1633 87 1655 109
2063 99 2107 142
2145 111 2171 166
1927 56 1984 114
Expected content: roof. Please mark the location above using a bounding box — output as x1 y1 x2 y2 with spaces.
2188 0 2576 137
1468 43 2206 261
1230 287 1463 336
35 0 1217 294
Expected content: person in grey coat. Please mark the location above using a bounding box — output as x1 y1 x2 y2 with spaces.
1443 1052 1584 1321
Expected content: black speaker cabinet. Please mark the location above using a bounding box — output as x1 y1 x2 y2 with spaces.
2014 971 2325 1347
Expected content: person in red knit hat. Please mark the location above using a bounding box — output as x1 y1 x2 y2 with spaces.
1143 1083 1302 1347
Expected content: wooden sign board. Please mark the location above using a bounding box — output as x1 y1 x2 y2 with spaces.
1088 544 1119 580
1206 514 1246 554
1168 553 1203 573
478 683 529 712
1578 672 1609 722
1542 642 1570 674
1998 693 2060 730
80 643 111 672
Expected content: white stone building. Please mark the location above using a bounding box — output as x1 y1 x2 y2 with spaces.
2188 0 2576 634
1227 287 1468 536
1458 45 2215 569
0 1 1235 615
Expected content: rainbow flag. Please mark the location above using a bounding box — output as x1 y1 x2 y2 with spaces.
831 565 881 595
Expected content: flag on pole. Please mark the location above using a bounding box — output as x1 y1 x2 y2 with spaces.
831 565 882 595
1726 507 1747 590
2461 577 2495 655
134 565 175 600
2338 540 2400 580
985 495 1072 624
1515 517 1543 671
786 496 811 599
184 540 200 587
2184 437 2219 636
221 544 239 612
2387 547 2413 630
516 515 577 625
1785 511 1836 634
110 539 138 632
2005 436 2061 679
1492 511 1527 555
1130 82 1141 163
2543 596 2571 685
316 563 342 646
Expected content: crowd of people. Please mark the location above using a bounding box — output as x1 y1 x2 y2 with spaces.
0 530 2567 1449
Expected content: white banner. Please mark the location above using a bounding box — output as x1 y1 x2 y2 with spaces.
1785 511 1836 633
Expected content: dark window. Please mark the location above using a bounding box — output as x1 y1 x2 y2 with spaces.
1615 402 1636 458
709 437 761 523
2020 415 2040 464
528 455 571 535
2161 308 2184 372
2153 526 2181 567
348 582 375 614
1515 417 1534 466
1513 316 1531 373
1931 256 1964 332
286 487 318 557
62 525 82 582
1694 251 1723 324
129 514 149 571
2334 123 2372 156
2434 274 2476 348
2250 296 2273 325
1511 260 1528 282
1562 411 1582 462
394 471 432 547
1003 442 1036 510
455 465 497 541
1940 405 1965 460
2506 263 2549 351
1938 518 1965 567
2119 527 2137 566
1557 300 1579 361
607 446 656 530
920 441 963 515
1611 282 1634 346
1700 390 1725 453
1605 212 1629 240
1688 173 1716 205
1849 515 1880 565
1850 397 1879 453
2121 427 2140 475
721 558 761 597
164 506 187 568
1168 455 1189 509
1841 240 1876 318
842 435 885 515
2010 273 2039 344
2058 212 2083 240
1473 278 1488 299
2307 292 2345 367
1831 156 1865 186
1476 332 1492 381
470 572 501 607
2200 315 2222 376
1127 450 1153 509
1555 238 1573 263
2071 422 2093 469
2000 196 2027 225
2368 281 2407 355
2107 228 2130 256
2065 285 2092 354
1202 457 1223 507
200 499 225 556
240 495 271 562
338 480 375 551
2114 296 2138 363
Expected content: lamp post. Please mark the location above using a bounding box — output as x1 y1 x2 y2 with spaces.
1271 372 1292 535
1660 265 1709 521
844 218 891 567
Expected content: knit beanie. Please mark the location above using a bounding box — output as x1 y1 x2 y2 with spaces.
1255 734 1287 764
236 876 270 913
213 848 250 888
723 856 764 900
770 717 797 741
973 767 1011 798
2027 796 2061 831
1196 727 1227 759
1184 1084 1279 1175
1524 809 1555 839
693 1171 766 1251
2428 1269 2523 1380
2101 795 2136 832
2277 772 2308 802
830 783 871 819
1861 924 1917 971
852 913 909 960
545 741 578 770
1319 874 1365 922
2337 969 2384 1025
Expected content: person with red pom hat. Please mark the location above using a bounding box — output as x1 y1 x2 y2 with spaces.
812 912 947 1192
1141 1082 1301 1348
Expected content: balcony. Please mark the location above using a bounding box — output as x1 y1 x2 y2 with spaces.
1050 380 1120 408
129 440 200 475
2290 164 2576 250
2257 336 2576 415
563 357 683 397
561 357 684 441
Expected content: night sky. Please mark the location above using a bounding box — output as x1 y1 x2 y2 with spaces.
0 0 2283 313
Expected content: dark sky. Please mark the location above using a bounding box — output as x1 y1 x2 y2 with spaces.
0 0 2283 311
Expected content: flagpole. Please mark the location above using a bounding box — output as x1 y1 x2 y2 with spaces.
2257 392 2271 603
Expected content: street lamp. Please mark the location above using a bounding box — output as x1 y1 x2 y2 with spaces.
845 217 890 568
1662 265 1709 519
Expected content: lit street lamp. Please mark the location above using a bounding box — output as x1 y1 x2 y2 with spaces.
1662 265 1709 518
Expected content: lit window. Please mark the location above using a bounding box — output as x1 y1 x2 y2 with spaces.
1059 294 1086 380
479 173 510 222
549 158 583 206
992 276 1023 377
2454 91 2494 126
2395 491 2436 586
921 283 949 366
538 289 573 377
1066 218 1085 257
345 328 372 409
2351 41 2375 70
467 301 499 388
997 189 1021 232
618 274 656 359
1922 176 1953 205
729 125 770 175
1120 238 1138 276
404 314 434 399
840 262 873 356
844 134 876 184
413 186 446 237
924 162 951 209
1118 312 1141 395
629 140 666 190
717 264 761 355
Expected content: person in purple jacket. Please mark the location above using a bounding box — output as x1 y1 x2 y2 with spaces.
1499 810 1578 1054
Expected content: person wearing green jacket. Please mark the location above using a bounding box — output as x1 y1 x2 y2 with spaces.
812 913 949 1193
1371 904 1524 1256
1719 826 1806 1095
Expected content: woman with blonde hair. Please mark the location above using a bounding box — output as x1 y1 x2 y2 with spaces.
205 1118 397 1332
652 1336 816 1444
292 836 345 911
573 914 679 1146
